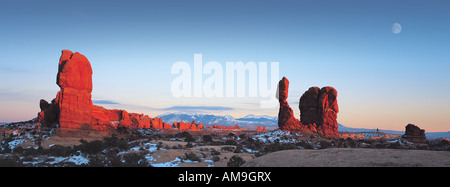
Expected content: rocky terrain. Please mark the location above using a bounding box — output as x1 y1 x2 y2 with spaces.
1 120 450 167
1 50 449 167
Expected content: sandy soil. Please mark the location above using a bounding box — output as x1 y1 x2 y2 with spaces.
243 148 450 167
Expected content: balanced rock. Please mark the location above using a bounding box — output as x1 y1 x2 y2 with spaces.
276 77 339 137
299 86 339 137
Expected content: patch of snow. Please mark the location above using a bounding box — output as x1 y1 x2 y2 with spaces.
253 130 301 144
8 139 26 149
151 157 182 167
65 155 89 165
130 142 158 152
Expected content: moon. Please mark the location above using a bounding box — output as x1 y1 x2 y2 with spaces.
392 23 402 34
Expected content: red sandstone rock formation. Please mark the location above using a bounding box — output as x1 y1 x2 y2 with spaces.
37 50 175 133
299 86 339 137
276 77 339 137
276 77 304 131
256 125 267 132
55 50 94 129
402 124 427 144
174 121 200 131
37 50 256 134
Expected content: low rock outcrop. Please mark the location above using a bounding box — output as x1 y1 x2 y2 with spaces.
55 50 94 129
402 124 427 144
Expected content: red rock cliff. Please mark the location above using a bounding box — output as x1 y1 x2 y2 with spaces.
55 50 93 129
37 50 173 133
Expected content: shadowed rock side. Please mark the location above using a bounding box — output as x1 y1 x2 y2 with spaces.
402 124 427 144
277 77 339 137
299 86 339 137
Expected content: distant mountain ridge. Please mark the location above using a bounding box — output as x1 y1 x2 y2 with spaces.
156 112 278 130
157 112 450 139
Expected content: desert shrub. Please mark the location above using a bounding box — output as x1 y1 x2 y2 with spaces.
0 157 21 167
373 142 386 149
185 135 196 142
318 141 332 149
12 146 24 154
184 152 201 162
212 156 220 162
176 131 196 142
210 140 224 146
116 126 131 134
88 152 124 167
221 146 234 152
264 142 297 153
295 141 310 149
233 144 243 153
156 142 163 150
76 139 106 154
387 142 402 149
47 145 74 157
211 149 221 155
202 135 213 142
122 152 150 167
238 133 247 140
224 139 237 145
245 138 263 150
103 135 129 150
227 155 245 167
87 154 109 167
345 138 357 148
427 139 450 151
185 142 194 148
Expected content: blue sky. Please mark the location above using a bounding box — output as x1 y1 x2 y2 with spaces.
1 0 449 131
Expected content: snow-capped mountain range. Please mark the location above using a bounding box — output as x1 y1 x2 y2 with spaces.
156 112 278 130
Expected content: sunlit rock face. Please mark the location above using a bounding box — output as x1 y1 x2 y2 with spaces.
37 50 174 133
277 76 339 137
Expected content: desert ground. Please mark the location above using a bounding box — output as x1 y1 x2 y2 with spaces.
2 123 450 167
243 148 450 167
